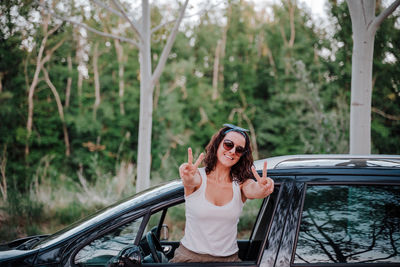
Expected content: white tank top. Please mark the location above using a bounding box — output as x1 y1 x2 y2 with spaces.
181 167 244 256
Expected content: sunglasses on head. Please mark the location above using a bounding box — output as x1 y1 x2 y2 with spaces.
223 123 249 137
223 139 246 156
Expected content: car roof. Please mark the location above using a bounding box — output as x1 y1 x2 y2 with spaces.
254 154 400 170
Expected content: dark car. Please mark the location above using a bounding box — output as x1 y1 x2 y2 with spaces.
1 154 400 267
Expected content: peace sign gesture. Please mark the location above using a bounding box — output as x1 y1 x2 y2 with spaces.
179 147 204 188
250 161 274 198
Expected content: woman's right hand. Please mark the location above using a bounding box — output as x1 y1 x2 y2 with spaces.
179 147 204 188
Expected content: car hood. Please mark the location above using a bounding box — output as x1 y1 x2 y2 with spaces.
0 249 36 261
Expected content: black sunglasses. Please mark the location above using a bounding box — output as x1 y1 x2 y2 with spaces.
223 139 246 156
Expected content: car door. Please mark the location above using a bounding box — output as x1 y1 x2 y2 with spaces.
269 174 400 267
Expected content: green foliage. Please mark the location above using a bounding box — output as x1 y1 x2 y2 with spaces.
238 198 263 238
54 201 93 225
0 0 399 242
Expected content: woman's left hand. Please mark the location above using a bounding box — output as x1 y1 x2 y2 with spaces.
251 161 274 198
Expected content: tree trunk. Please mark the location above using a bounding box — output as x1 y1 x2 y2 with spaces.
114 39 125 115
347 0 375 154
78 69 83 109
288 0 295 48
45 0 189 192
0 72 3 93
93 42 101 120
135 0 188 192
26 14 50 156
219 3 229 89
75 29 84 109
349 28 375 154
212 40 221 100
346 0 400 154
65 54 72 108
136 0 153 192
0 145 7 201
42 67 71 156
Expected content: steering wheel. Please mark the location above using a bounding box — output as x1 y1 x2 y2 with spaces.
146 231 164 263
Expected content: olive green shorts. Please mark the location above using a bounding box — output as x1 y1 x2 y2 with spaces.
169 243 241 263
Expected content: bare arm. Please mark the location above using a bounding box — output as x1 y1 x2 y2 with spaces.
242 161 274 200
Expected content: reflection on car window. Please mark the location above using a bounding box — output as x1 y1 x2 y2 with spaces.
74 217 143 266
294 185 400 264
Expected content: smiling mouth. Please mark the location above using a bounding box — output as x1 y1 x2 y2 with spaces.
225 154 233 160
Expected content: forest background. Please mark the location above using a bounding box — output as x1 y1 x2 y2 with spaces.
0 0 399 242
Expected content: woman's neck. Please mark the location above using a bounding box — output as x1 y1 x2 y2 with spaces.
209 163 231 183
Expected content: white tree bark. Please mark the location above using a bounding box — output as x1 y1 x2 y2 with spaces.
136 0 153 192
26 14 50 156
346 0 400 154
93 42 101 120
212 40 221 100
76 29 84 109
114 38 126 115
136 0 189 192
65 54 72 108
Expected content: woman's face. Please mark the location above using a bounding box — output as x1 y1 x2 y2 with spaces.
216 131 246 168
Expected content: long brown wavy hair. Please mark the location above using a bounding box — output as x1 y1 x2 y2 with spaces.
204 126 253 184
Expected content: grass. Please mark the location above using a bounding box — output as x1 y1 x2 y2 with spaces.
0 157 136 243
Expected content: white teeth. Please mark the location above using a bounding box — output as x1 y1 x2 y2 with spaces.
225 155 233 160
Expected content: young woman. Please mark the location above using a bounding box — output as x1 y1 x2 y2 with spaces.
170 124 274 263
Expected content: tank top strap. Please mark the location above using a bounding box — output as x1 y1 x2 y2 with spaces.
233 181 244 206
198 167 207 190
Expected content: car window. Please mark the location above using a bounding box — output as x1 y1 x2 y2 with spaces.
145 202 185 242
161 203 186 241
293 185 400 264
74 217 143 266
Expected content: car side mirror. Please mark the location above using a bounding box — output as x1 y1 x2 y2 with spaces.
160 224 169 241
109 245 142 267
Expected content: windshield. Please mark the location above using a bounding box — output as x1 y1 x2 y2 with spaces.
33 181 182 249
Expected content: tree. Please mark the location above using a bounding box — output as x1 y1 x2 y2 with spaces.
39 0 189 191
346 0 400 154
25 2 65 157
